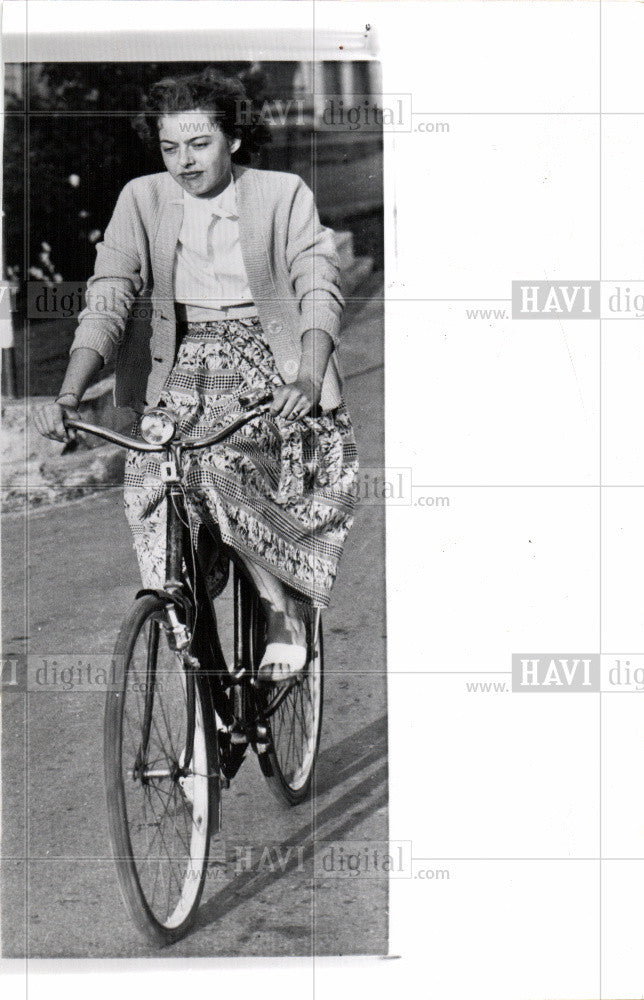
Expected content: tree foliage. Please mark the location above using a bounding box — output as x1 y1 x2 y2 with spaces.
3 62 267 286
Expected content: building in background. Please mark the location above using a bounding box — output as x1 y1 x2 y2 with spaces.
258 59 383 223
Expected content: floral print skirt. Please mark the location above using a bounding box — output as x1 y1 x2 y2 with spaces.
123 316 359 607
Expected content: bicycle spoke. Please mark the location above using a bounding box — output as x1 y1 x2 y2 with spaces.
148 784 191 890
148 782 192 856
136 784 176 861
154 657 184 754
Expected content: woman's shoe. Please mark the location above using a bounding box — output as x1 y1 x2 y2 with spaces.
255 642 307 685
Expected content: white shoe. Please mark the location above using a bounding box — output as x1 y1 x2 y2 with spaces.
256 642 307 684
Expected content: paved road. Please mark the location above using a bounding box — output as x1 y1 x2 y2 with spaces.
1 276 387 958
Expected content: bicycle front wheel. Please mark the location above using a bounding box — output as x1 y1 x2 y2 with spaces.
104 594 214 946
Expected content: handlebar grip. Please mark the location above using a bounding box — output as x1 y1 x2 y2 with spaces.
238 389 274 409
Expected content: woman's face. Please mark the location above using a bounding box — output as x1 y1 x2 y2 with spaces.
158 109 240 198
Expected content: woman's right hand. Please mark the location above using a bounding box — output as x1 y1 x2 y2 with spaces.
33 397 80 443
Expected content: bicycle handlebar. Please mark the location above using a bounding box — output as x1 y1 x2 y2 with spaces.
180 403 272 451
62 390 274 454
61 420 163 452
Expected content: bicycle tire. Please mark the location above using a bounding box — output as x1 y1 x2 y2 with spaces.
104 593 217 946
255 603 324 807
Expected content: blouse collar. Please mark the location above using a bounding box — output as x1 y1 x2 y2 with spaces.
181 175 238 219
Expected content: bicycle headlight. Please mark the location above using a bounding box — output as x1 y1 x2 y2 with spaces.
139 408 177 446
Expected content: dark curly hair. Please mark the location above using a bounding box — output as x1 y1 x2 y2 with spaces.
132 66 271 157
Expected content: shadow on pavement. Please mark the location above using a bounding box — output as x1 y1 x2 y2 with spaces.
188 714 387 944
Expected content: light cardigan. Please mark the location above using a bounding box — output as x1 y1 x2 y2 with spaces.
174 181 253 306
70 163 345 412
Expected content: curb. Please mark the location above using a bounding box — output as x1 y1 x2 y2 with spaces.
2 384 133 512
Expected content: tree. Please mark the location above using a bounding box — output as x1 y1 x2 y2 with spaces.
3 61 266 288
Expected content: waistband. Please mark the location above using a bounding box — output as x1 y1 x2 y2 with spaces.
174 302 258 323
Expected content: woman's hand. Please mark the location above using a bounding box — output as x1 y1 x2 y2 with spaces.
33 351 101 443
33 396 80 443
269 379 322 421
269 329 333 421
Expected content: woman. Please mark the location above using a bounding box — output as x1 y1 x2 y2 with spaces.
35 68 358 684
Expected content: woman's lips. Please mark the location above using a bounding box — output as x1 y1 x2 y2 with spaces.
181 171 202 179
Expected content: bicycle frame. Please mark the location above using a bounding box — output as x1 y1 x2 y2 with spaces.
65 394 273 780
67 387 312 795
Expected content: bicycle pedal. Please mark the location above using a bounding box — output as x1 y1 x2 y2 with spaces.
253 724 271 753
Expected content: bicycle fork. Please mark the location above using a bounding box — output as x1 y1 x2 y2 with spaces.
132 467 203 782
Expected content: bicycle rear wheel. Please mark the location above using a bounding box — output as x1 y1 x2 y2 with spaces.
256 609 324 806
104 594 215 946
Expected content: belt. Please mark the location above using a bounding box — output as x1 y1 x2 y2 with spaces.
175 302 258 323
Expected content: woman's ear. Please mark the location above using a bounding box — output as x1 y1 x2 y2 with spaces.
229 137 241 155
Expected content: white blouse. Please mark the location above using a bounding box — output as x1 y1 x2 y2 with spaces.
173 178 253 307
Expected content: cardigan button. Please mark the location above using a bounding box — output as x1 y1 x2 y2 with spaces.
267 321 282 335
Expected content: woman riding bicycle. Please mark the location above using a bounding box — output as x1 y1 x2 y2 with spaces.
35 67 358 685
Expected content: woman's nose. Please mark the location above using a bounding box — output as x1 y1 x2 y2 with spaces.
178 146 195 167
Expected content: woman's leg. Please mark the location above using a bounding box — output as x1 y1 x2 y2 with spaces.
237 552 307 645
236 552 309 680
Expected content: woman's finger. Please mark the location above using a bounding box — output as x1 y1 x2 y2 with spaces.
34 406 56 440
268 386 289 417
280 392 306 421
271 387 297 418
287 398 311 421
55 410 69 440
34 403 76 442
51 410 65 441
60 408 78 442
33 408 45 436
269 384 314 421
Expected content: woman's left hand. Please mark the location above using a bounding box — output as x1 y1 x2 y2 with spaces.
269 379 322 421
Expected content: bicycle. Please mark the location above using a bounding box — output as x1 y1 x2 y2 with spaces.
63 389 324 946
